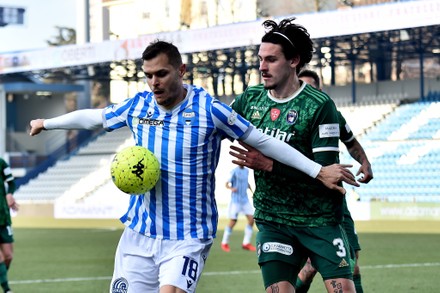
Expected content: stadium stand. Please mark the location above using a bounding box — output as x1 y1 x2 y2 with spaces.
341 100 440 203
13 128 132 202
12 98 440 205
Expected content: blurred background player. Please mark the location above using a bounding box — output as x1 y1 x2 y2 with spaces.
294 69 373 293
221 165 256 252
0 157 19 293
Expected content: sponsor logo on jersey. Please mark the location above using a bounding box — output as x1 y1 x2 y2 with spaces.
286 110 298 125
270 108 280 121
132 117 165 126
111 277 128 293
338 258 349 267
250 105 268 111
319 123 340 138
251 111 261 119
182 109 196 125
261 242 293 255
228 110 238 125
258 127 295 142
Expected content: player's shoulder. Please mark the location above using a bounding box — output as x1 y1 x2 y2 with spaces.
302 84 334 106
243 84 266 96
188 84 216 105
234 84 266 109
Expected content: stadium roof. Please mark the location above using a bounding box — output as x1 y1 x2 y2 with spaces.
0 0 438 76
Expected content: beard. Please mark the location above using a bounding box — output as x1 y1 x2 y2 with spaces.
263 84 276 90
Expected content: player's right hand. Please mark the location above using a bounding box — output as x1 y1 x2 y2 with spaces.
29 119 45 136
229 141 274 172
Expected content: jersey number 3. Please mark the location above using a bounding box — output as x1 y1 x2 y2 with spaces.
332 238 347 257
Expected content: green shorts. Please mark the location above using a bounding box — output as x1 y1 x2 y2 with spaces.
256 220 353 288
343 211 361 252
0 225 14 244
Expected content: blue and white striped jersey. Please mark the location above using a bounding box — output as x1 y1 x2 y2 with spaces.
103 84 251 240
228 167 250 204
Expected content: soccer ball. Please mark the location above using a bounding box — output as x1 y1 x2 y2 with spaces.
110 146 160 194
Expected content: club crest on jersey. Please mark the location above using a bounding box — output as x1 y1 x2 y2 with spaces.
111 277 128 293
270 108 280 121
286 110 298 125
182 109 196 125
228 110 238 125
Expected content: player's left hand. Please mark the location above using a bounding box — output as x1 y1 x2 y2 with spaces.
229 141 273 172
357 162 373 183
6 193 19 212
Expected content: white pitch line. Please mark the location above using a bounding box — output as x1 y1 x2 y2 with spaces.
10 262 440 285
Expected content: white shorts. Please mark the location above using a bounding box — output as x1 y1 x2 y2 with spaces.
110 227 213 293
228 201 254 220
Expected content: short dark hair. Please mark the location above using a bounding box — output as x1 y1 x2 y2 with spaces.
142 40 183 68
298 69 320 89
261 17 313 74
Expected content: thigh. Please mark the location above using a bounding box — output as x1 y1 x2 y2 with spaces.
228 202 240 220
301 225 353 280
323 278 355 292
242 201 255 216
256 221 305 287
110 228 160 293
159 238 213 293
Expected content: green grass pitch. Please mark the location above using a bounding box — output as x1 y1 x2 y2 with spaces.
9 220 440 292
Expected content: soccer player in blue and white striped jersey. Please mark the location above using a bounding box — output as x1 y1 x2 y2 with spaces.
29 40 358 293
221 165 256 252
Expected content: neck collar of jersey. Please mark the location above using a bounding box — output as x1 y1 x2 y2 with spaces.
267 81 306 103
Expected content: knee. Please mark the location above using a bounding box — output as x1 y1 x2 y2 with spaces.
4 252 13 263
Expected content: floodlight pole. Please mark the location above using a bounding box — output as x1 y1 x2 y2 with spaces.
418 28 425 101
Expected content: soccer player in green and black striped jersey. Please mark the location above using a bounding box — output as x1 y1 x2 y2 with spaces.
230 18 358 293
0 157 18 293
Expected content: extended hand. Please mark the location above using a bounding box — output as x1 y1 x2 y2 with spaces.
6 193 19 212
229 141 273 171
357 162 373 183
29 119 45 136
317 164 360 194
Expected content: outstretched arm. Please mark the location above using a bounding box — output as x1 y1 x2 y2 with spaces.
29 109 104 136
239 127 359 194
344 138 373 183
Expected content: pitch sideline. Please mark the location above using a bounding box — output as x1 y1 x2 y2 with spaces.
10 262 440 285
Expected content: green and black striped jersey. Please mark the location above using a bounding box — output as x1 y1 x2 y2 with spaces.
232 83 344 227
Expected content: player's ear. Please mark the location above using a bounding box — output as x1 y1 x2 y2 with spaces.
290 55 300 69
179 64 186 77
